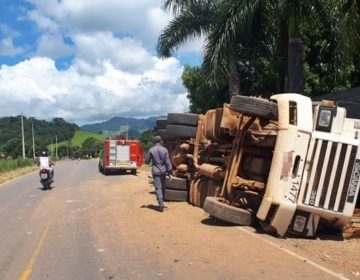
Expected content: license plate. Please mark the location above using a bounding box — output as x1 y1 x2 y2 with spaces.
40 173 48 179
116 163 129 168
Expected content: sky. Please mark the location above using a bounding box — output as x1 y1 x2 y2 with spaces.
0 0 203 125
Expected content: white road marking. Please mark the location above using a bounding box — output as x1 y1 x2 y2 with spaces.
236 227 350 280
66 200 81 203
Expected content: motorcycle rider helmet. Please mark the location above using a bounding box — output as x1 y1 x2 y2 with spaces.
41 151 48 157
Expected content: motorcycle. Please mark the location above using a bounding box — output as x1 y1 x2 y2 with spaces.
39 165 54 190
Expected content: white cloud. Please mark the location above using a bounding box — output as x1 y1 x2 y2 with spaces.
0 56 189 123
0 24 21 38
72 32 152 75
25 0 203 63
0 0 205 123
0 37 25 56
27 10 59 33
36 33 74 58
25 0 194 50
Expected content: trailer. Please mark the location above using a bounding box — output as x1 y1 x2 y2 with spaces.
98 139 144 175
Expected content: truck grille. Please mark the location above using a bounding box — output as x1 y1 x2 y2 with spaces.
301 139 357 212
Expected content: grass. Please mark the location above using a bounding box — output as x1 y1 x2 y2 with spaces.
50 130 107 148
0 165 38 185
0 158 35 173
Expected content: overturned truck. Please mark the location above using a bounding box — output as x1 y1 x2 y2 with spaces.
155 93 360 237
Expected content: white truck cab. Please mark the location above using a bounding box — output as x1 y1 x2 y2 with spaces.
257 94 360 236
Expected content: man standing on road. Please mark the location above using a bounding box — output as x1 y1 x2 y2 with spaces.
145 136 172 212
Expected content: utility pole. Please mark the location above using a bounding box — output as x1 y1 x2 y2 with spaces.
32 122 35 159
55 135 58 158
51 138 53 157
21 114 25 158
126 121 128 140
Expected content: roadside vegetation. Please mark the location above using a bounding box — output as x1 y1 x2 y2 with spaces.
137 130 154 153
0 158 34 174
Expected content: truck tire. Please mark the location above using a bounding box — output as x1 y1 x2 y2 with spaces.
189 178 208 208
167 113 198 126
203 197 253 226
164 189 188 201
156 118 167 129
165 177 188 191
166 125 197 138
230 96 278 120
155 129 173 141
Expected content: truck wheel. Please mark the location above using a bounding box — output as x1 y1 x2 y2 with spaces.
131 169 137 175
203 197 253 226
167 113 198 126
166 125 197 138
189 178 208 208
156 118 167 129
155 129 174 141
230 96 278 120
164 189 188 201
165 177 189 191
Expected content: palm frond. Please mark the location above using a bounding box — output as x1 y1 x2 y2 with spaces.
157 1 214 57
203 0 263 84
338 0 360 53
161 0 214 15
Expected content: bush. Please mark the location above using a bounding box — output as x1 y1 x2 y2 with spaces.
0 158 34 173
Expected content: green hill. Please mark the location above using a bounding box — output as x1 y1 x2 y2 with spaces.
0 116 79 158
81 116 159 137
51 130 107 148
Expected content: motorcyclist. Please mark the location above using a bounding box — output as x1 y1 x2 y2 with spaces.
39 151 54 180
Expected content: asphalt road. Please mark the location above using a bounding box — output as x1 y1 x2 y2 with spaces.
0 159 355 280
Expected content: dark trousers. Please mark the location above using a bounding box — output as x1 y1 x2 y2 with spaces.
153 174 166 207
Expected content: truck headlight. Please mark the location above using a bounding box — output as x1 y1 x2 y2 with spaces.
316 107 335 132
318 109 332 128
293 215 307 233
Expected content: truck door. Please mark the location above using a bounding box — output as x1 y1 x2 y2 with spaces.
116 144 130 163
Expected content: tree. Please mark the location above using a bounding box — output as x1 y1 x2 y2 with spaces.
81 137 102 158
158 1 274 97
0 116 79 155
182 65 228 113
2 138 22 159
137 130 155 153
158 0 360 96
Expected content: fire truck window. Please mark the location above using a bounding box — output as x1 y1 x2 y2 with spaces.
289 101 297 125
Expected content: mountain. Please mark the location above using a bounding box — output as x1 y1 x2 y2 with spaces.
81 116 161 137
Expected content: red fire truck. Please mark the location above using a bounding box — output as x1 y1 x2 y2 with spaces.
98 139 144 175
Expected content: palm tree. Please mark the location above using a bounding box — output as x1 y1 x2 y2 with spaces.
158 0 269 97
202 0 271 95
